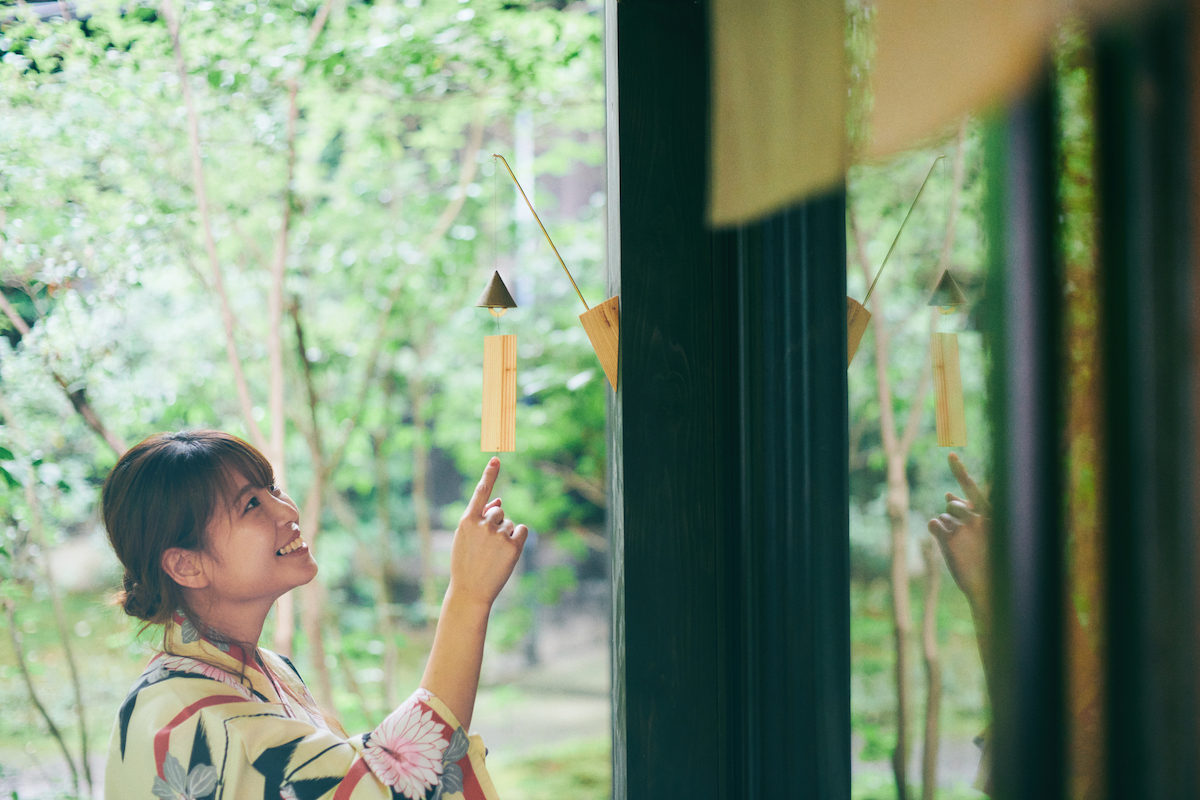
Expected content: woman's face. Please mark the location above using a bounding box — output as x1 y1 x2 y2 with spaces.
197 472 318 613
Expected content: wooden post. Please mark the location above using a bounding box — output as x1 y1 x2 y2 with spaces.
481 334 516 452
931 331 967 447
580 295 621 389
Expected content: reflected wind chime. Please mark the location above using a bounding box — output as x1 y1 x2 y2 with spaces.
475 154 621 454
929 269 968 447
847 156 944 366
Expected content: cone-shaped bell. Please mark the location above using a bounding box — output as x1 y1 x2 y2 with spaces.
476 271 518 310
927 269 967 309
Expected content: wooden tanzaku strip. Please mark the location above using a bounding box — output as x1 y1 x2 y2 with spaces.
481 334 517 452
580 296 620 389
931 332 967 447
847 297 871 367
493 154 590 311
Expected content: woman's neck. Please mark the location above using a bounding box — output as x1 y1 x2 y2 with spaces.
183 594 270 652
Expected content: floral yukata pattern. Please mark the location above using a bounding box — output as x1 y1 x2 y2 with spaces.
105 617 499 800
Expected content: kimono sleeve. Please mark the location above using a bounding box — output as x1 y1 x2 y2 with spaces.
233 687 500 800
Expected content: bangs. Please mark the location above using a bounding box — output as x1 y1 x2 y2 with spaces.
202 439 276 513
155 431 276 533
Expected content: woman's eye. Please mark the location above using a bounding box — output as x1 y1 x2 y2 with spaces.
244 496 260 514
269 484 280 495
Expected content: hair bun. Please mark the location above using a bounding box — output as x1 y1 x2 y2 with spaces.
120 572 158 621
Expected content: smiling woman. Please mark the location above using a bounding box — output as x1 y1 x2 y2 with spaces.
101 430 528 800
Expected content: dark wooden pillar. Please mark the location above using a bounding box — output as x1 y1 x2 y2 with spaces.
607 1 850 797
1095 7 1198 797
606 1 723 796
984 75 1067 800
722 202 851 799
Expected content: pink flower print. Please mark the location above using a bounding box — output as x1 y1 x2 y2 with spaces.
363 696 450 800
160 656 251 699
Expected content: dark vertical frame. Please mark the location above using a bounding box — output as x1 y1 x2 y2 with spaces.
606 0 850 798
1095 7 1197 797
727 203 851 799
608 1 725 796
985 75 1067 800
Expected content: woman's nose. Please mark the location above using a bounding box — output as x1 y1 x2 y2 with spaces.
269 493 299 522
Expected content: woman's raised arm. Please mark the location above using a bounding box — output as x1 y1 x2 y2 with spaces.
420 457 528 731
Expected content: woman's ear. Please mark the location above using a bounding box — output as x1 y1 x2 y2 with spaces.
162 548 210 589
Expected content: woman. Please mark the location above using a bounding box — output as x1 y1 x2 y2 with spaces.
103 430 527 800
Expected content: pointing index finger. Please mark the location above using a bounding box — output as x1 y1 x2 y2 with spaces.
466 458 501 517
948 453 988 512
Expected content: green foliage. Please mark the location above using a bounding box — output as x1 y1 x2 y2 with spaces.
0 0 605 595
487 737 611 800
0 0 608 783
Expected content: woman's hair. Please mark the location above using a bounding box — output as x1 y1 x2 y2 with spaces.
103 431 339 728
103 430 274 627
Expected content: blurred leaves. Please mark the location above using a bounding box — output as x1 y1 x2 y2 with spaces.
0 0 606 657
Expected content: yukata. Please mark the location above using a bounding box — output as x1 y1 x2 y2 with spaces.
104 618 499 800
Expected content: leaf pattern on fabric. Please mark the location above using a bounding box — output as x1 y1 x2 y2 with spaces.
177 614 229 652
153 753 217 800
437 763 464 798
188 718 217 800
429 727 469 800
179 616 201 644
443 728 469 764
362 694 449 800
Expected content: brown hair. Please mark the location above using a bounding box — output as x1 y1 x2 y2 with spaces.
103 430 274 628
103 431 342 729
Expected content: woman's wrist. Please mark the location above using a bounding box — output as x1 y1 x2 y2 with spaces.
441 583 494 620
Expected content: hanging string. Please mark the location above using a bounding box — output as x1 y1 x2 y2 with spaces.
862 155 945 306
494 156 500 336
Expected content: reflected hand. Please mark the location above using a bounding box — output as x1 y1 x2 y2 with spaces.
927 452 991 618
450 457 528 609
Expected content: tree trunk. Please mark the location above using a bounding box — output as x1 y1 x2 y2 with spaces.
372 428 400 709
0 390 93 796
161 0 268 456
300 479 333 707
921 538 943 800
287 304 333 706
4 597 80 798
29 489 93 798
411 378 437 619
887 454 913 800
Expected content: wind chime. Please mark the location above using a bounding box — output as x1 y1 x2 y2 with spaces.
475 154 621 453
929 269 968 447
476 270 518 452
847 156 944 367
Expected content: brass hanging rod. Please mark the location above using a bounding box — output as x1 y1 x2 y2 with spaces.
493 154 590 311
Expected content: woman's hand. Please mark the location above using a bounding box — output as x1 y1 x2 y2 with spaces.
927 452 991 620
420 457 528 731
449 457 528 610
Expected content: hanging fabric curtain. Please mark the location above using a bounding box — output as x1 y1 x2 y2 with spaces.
708 0 845 226
709 0 1142 225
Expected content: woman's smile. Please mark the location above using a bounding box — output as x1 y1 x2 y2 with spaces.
276 533 308 556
